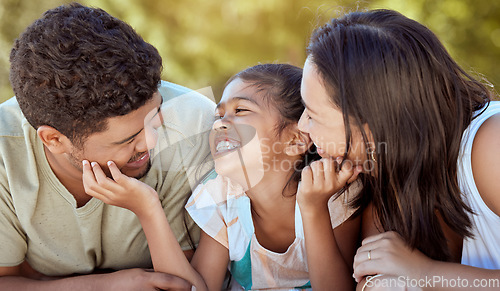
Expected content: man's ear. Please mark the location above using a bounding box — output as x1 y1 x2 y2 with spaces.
284 128 312 157
37 126 72 154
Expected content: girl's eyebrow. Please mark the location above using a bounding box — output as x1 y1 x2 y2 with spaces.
216 96 260 110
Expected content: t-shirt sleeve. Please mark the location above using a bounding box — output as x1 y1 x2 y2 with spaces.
185 176 229 249
328 179 363 229
151 82 216 251
0 182 27 266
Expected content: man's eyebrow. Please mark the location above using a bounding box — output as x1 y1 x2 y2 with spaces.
112 96 163 145
112 129 143 145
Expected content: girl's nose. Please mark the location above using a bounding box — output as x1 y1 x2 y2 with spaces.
212 116 231 131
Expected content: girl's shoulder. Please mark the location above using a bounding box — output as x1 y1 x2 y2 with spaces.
185 173 251 250
187 173 246 208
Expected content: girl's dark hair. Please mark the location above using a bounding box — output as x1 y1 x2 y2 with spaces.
307 9 491 261
227 63 321 194
10 3 162 146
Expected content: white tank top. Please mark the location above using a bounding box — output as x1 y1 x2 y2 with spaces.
459 101 500 269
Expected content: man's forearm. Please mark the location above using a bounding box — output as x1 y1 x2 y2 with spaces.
0 273 108 291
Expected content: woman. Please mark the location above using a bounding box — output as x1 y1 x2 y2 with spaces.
298 9 499 290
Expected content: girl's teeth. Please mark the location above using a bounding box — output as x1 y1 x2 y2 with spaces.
216 140 239 152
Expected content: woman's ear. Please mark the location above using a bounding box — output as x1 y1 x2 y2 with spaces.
37 126 72 154
284 129 312 157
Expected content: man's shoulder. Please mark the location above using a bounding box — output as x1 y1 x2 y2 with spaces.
159 80 215 112
158 81 215 138
0 97 26 137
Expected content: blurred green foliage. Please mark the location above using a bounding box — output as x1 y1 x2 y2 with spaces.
1 0 499 103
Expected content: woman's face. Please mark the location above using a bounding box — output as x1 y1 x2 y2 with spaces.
298 58 370 168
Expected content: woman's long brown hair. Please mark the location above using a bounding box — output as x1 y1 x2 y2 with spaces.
307 9 491 261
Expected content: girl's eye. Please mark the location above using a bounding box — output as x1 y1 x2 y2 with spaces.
214 115 222 120
235 108 248 114
126 138 135 145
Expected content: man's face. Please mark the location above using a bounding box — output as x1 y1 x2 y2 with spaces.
68 91 163 179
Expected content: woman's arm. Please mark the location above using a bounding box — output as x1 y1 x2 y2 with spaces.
190 231 230 291
82 160 207 290
354 232 500 290
471 113 500 217
298 158 362 290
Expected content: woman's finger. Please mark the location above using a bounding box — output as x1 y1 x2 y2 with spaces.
352 257 383 282
347 165 363 184
310 160 325 185
337 159 354 186
301 165 313 188
361 232 389 245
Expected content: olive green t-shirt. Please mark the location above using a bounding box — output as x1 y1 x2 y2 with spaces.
0 81 215 276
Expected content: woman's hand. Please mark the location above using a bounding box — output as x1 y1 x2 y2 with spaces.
82 160 159 217
297 157 362 212
353 231 433 283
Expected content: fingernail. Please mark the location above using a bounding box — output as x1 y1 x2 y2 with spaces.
107 161 113 166
91 162 98 167
82 160 89 166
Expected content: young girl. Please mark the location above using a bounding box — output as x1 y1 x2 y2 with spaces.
186 63 364 290
298 9 500 290
82 63 363 290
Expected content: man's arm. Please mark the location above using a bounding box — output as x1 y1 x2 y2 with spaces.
0 264 191 291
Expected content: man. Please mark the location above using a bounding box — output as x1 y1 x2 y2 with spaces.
0 3 215 290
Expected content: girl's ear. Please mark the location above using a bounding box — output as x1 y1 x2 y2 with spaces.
37 126 73 154
284 129 312 157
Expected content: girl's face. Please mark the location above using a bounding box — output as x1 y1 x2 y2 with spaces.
298 58 370 168
210 78 287 189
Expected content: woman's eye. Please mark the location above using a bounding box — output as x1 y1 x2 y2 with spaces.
126 138 135 144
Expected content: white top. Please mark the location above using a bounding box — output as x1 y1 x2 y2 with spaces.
459 101 500 269
186 174 361 290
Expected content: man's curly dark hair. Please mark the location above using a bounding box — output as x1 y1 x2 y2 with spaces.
9 2 162 146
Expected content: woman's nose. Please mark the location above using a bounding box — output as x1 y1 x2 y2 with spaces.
298 111 309 133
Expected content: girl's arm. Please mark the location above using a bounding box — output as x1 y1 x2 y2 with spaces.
190 231 230 291
298 158 362 290
82 160 207 291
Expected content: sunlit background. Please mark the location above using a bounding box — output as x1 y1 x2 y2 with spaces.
1 0 499 103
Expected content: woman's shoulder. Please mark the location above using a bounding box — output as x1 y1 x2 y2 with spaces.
470 111 500 216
